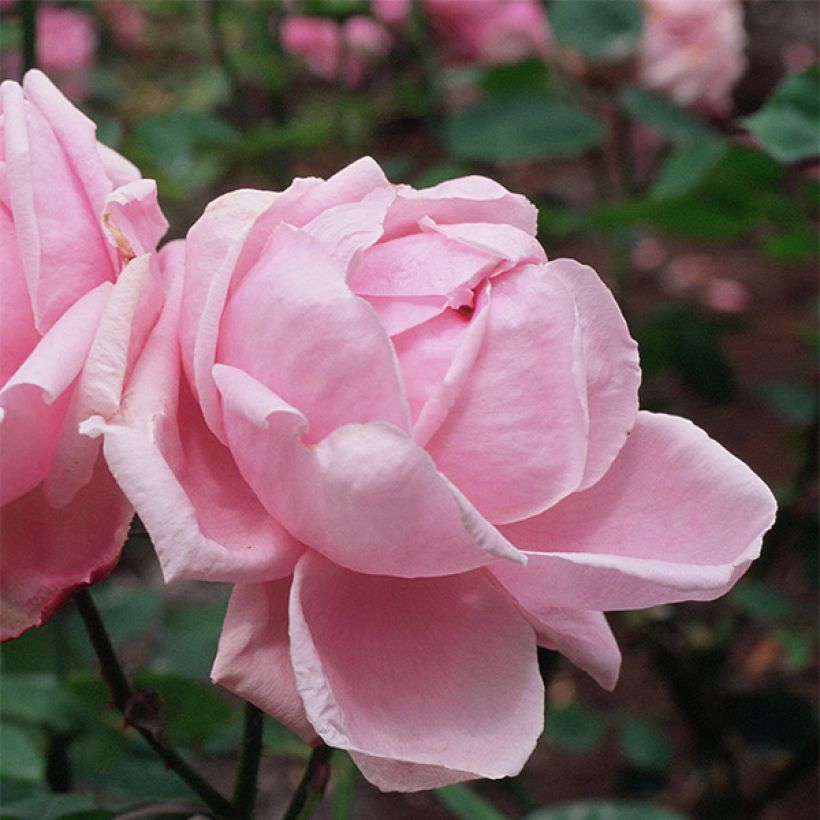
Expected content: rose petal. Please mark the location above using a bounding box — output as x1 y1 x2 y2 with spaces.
102 179 168 260
0 283 111 505
426 263 588 523
548 259 640 490
215 364 523 577
493 412 778 610
529 608 621 691
288 552 543 791
383 175 537 239
212 580 316 742
84 271 301 584
219 224 410 441
0 456 131 641
2 76 114 331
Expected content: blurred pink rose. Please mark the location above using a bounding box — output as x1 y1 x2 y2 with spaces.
374 0 551 64
0 71 170 640
638 0 747 114
92 158 776 791
280 15 392 87
2 5 98 101
100 0 148 55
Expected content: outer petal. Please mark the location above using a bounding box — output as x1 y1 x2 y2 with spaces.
288 552 544 791
0 283 111 505
218 224 410 442
548 259 640 490
215 364 523 577
212 580 316 743
1 77 114 331
84 259 301 584
102 179 168 260
383 175 537 239
0 456 132 641
426 264 589 523
528 608 621 691
493 412 778 611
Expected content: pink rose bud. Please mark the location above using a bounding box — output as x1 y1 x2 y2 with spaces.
95 158 776 791
638 0 747 115
0 71 171 640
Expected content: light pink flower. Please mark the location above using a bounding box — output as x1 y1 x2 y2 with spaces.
638 0 747 115
92 158 776 791
0 71 170 640
280 15 392 87
1 5 98 101
373 0 551 65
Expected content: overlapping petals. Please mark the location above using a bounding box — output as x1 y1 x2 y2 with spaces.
85 155 776 792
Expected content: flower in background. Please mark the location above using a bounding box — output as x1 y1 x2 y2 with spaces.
1 4 98 101
280 15 393 87
374 0 551 66
638 0 747 114
100 0 148 56
0 71 170 640
91 157 776 791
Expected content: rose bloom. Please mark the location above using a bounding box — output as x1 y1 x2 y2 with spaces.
279 15 392 87
638 0 747 114
91 158 776 791
374 0 551 65
1 5 98 101
0 71 171 640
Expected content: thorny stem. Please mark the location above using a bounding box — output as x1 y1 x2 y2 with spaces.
74 588 238 819
281 744 334 820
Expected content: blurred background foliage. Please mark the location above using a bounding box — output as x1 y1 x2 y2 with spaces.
0 0 818 818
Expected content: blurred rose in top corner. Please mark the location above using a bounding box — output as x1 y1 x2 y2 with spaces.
374 0 552 66
0 71 173 640
1 4 98 101
638 0 747 115
279 15 393 87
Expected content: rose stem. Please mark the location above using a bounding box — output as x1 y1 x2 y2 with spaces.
281 743 334 820
233 701 264 816
74 587 238 819
22 0 37 72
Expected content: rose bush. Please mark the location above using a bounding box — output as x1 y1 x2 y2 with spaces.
90 157 776 791
0 71 171 640
638 0 747 114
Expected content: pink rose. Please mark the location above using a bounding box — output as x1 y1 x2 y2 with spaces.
279 15 392 87
638 0 747 114
0 71 170 640
93 158 776 791
373 0 552 65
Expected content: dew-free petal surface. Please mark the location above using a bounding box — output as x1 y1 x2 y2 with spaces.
288 553 543 790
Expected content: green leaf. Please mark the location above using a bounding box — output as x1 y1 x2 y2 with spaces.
481 58 550 97
774 629 816 672
636 308 736 403
756 381 819 426
744 66 820 163
153 596 229 680
0 724 44 783
730 579 801 621
650 138 727 200
445 93 603 162
544 703 605 752
618 87 712 144
550 0 644 61
526 801 687 820
89 582 165 647
618 716 672 772
0 675 88 733
436 784 507 820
